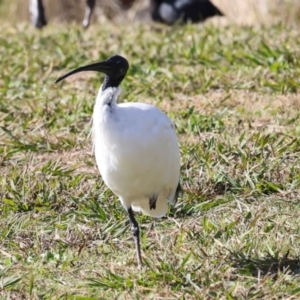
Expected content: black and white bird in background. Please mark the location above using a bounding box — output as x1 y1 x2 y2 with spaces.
55 55 181 268
29 0 223 28
150 0 224 25
29 0 137 29
29 0 96 29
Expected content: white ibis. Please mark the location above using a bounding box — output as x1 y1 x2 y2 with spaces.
150 0 224 25
55 55 181 267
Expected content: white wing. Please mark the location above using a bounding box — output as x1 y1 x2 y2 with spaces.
94 101 180 218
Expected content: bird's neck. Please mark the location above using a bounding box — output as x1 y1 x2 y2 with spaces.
102 74 125 91
93 86 121 123
92 86 121 149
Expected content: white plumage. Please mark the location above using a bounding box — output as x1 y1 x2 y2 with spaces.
92 86 180 217
56 55 181 267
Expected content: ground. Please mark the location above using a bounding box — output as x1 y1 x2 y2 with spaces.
1 4 300 300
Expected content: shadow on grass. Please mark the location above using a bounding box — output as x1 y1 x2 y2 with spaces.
230 251 300 278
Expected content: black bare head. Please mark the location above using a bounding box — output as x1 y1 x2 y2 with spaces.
55 54 129 90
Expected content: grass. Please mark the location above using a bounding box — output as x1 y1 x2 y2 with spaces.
0 17 300 299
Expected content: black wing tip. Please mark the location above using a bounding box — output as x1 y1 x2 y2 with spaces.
174 181 182 203
149 194 158 210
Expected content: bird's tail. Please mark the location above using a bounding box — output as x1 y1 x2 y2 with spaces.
132 195 168 218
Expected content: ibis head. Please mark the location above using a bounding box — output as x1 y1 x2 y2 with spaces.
55 55 129 90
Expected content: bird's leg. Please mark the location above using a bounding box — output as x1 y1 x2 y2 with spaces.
29 0 47 29
127 207 142 268
82 0 95 28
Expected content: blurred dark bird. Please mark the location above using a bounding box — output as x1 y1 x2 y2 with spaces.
150 0 224 25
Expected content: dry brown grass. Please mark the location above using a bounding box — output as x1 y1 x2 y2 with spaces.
212 0 298 25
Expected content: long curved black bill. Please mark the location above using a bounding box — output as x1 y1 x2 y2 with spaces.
55 61 114 84
55 55 129 89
